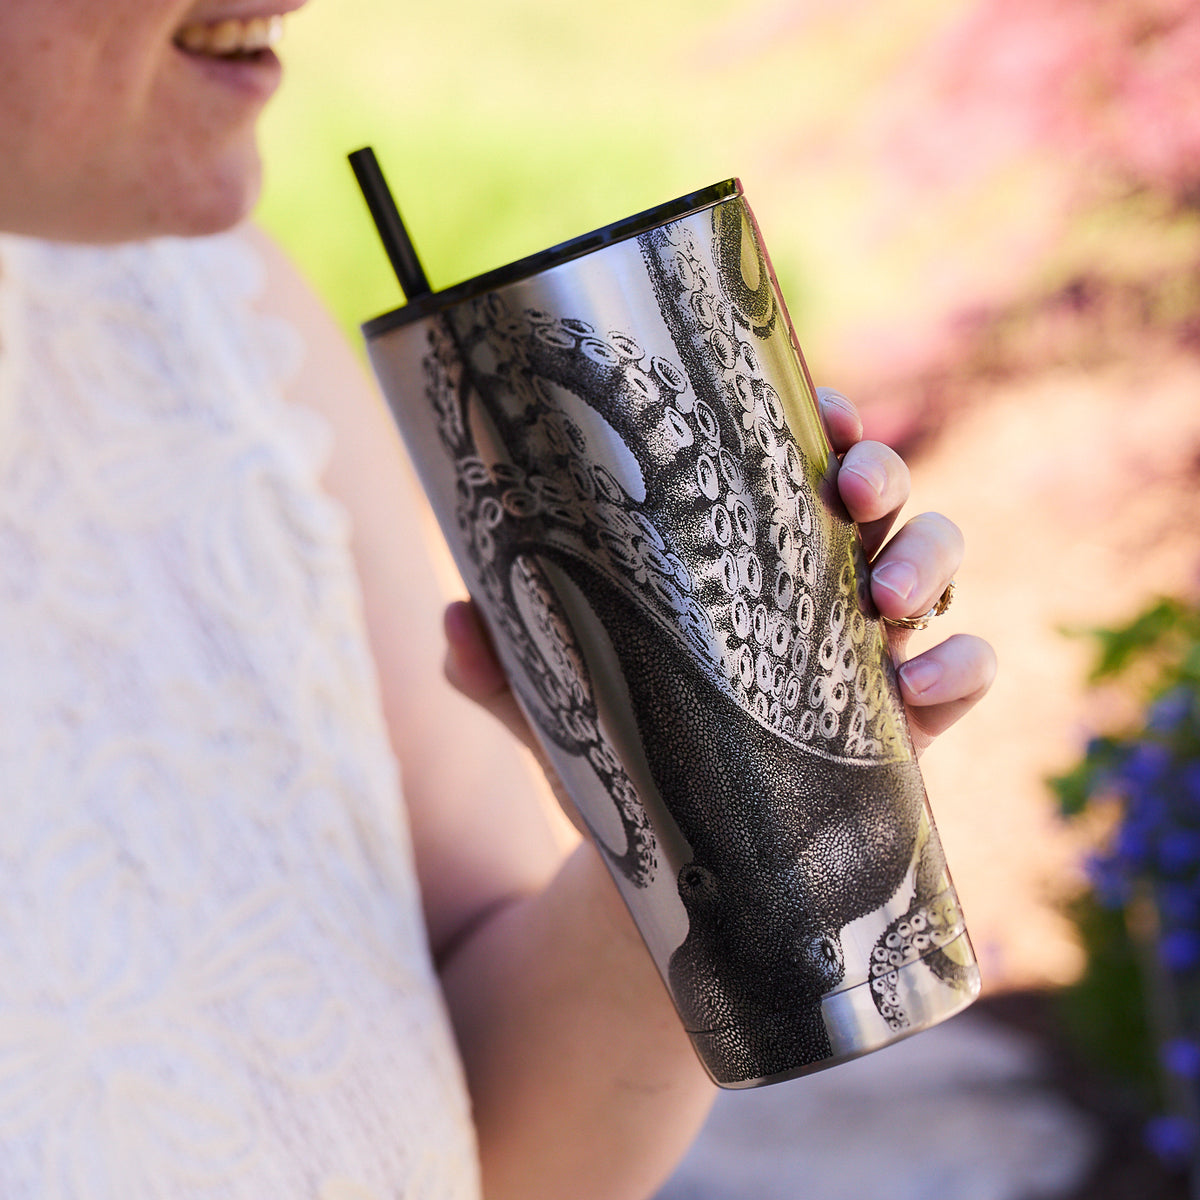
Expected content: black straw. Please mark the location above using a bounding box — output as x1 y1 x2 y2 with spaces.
348 147 431 301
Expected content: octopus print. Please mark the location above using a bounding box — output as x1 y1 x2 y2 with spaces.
416 198 973 1085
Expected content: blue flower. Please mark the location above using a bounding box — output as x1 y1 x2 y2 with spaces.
1145 1114 1195 1165
1113 821 1154 871
1148 687 1193 734
1117 742 1172 794
1158 881 1200 924
1158 829 1200 875
1163 1038 1200 1079
1129 791 1169 828
1084 853 1129 909
1181 762 1200 805
1160 928 1200 972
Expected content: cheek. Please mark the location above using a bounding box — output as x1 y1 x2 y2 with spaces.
8 71 264 239
0 3 266 241
122 47 275 235
0 34 148 234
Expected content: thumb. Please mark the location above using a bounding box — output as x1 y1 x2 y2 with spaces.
442 598 590 836
442 599 540 757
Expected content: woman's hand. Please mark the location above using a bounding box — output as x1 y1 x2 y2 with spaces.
816 387 996 752
444 387 995 760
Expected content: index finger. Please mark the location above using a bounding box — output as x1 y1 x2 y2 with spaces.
815 388 864 456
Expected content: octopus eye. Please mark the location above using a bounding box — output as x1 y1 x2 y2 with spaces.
678 863 719 901
798 932 845 987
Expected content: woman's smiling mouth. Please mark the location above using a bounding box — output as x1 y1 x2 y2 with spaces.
174 14 284 58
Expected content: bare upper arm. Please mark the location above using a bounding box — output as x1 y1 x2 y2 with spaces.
237 223 571 954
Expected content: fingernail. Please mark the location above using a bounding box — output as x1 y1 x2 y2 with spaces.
843 459 886 497
818 390 855 419
900 658 942 696
873 560 917 604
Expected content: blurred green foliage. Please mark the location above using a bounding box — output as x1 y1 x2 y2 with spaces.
1050 599 1200 1125
256 0 772 343
1052 601 1200 817
253 0 960 354
1058 893 1159 1094
256 0 1200 394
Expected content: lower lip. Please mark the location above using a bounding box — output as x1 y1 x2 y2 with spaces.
174 45 283 103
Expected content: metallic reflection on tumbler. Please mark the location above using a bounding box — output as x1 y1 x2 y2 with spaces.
364 181 981 1088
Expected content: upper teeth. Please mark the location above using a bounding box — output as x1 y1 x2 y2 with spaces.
175 15 283 56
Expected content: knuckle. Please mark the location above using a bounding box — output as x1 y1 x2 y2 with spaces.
911 511 964 555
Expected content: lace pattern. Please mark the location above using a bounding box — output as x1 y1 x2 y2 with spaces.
0 234 480 1199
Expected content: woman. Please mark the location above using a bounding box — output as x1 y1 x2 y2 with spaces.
0 2 996 1197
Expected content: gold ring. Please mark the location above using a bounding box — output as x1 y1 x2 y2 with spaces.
883 579 956 632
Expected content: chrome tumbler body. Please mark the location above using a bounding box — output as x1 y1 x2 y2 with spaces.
363 180 980 1087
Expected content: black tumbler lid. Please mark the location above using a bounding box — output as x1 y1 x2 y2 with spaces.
362 178 742 339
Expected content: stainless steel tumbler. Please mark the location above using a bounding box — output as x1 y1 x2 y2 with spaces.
361 179 981 1088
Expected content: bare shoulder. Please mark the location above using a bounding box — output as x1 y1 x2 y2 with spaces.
232 223 452 642
235 223 384 445
232 221 467 605
235 222 568 949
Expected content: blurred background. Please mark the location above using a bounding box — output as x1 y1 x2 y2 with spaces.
257 0 1200 1195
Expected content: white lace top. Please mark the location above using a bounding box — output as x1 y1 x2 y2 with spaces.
0 234 481 1200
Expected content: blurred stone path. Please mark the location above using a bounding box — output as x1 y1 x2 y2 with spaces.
655 1008 1098 1200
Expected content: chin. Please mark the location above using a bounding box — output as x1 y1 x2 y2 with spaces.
33 150 266 244
145 156 265 240
1 136 265 244
163 185 261 239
